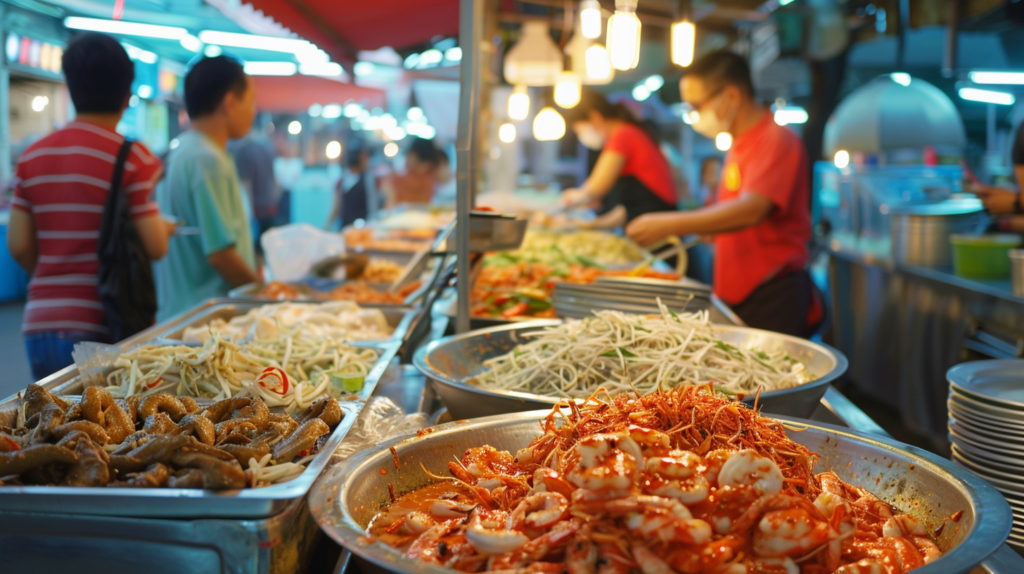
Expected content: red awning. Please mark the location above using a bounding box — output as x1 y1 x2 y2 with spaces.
243 0 459 65
252 74 386 112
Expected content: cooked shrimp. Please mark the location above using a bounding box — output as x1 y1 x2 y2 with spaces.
632 544 674 574
717 449 784 496
882 514 927 538
531 468 575 498
833 559 885 574
508 492 569 529
467 508 529 555
489 521 579 570
430 499 477 518
569 434 638 494
625 495 713 545
407 518 461 562
753 508 836 558
644 451 710 504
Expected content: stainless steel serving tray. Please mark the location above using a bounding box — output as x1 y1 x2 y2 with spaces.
311 411 1012 574
413 320 847 419
0 300 403 519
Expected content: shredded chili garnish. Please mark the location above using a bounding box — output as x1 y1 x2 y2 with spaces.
257 366 289 395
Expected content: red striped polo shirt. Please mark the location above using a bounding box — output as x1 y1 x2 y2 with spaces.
12 121 163 336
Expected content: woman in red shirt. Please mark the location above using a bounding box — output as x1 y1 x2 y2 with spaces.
561 91 678 226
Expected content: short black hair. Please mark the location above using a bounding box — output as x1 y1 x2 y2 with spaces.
184 56 248 119
62 33 135 114
686 50 755 98
407 137 441 167
346 144 369 168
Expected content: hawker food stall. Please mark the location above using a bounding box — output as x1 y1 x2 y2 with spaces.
3 1 1023 573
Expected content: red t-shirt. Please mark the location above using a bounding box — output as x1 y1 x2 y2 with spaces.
603 123 677 206
12 121 163 335
713 112 810 305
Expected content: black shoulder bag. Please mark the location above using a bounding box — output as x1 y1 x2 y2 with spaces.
97 138 158 342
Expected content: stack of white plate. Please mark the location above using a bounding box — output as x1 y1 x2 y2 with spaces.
947 359 1024 552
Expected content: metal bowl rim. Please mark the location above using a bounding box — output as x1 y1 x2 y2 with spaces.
412 320 849 406
317 410 1011 574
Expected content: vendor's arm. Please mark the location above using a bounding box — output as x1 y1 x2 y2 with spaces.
208 246 261 287
972 184 1021 215
7 208 38 274
578 205 626 230
625 192 774 246
562 151 626 207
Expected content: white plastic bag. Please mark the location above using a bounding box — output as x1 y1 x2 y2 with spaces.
260 223 346 282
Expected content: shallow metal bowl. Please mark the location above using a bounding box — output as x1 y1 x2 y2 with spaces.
310 411 1012 574
413 320 849 419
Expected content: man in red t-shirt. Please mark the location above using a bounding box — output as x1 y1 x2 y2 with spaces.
7 33 174 378
626 51 816 337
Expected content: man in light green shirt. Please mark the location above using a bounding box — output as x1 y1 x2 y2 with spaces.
155 56 260 320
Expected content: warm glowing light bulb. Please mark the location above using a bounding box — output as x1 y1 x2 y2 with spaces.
580 0 603 39
384 142 400 157
499 123 516 143
287 120 302 135
533 107 566 141
554 72 582 108
671 21 695 67
585 44 612 81
607 1 641 71
715 132 732 151
834 150 850 169
326 141 342 159
508 85 530 120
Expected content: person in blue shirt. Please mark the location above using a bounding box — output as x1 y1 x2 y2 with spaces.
154 56 260 320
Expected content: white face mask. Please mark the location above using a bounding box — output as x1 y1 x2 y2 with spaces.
690 93 735 140
576 125 605 150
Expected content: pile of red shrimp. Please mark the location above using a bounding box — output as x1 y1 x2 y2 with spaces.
369 387 945 574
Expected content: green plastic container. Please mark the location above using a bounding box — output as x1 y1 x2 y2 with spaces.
950 234 1022 279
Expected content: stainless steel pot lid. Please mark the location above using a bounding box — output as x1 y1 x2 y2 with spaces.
890 198 984 216
948 360 1024 409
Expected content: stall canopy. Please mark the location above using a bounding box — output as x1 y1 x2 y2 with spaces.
252 75 387 112
242 0 458 65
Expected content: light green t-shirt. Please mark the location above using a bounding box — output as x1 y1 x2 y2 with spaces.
154 131 255 321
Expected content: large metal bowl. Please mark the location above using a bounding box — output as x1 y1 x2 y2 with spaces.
310 411 1012 574
413 320 849 419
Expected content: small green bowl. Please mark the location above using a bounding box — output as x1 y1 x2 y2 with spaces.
950 234 1022 279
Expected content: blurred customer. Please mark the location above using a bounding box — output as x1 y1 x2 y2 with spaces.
973 122 1024 232
230 121 280 250
383 137 441 207
328 144 373 229
7 33 173 379
154 56 260 320
698 156 723 205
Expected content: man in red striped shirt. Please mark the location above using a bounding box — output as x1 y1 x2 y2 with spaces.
7 33 174 379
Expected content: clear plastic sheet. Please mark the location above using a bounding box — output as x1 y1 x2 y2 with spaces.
329 396 430 464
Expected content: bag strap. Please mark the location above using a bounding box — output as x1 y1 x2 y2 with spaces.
110 138 134 200
98 138 135 249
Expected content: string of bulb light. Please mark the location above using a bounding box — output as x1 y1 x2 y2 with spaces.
502 0 698 143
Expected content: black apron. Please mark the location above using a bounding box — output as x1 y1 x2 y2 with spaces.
615 175 676 223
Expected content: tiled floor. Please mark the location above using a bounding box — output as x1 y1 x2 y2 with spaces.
0 300 30 398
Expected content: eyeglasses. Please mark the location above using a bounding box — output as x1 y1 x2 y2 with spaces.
681 85 726 124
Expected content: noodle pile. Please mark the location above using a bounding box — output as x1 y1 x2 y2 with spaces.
471 303 813 399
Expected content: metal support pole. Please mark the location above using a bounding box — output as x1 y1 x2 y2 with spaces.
986 103 996 155
455 0 483 333
0 5 12 185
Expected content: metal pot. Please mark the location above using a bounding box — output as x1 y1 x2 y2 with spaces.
310 410 1012 574
890 199 983 267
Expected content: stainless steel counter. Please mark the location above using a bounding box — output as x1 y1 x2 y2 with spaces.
825 242 1024 449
